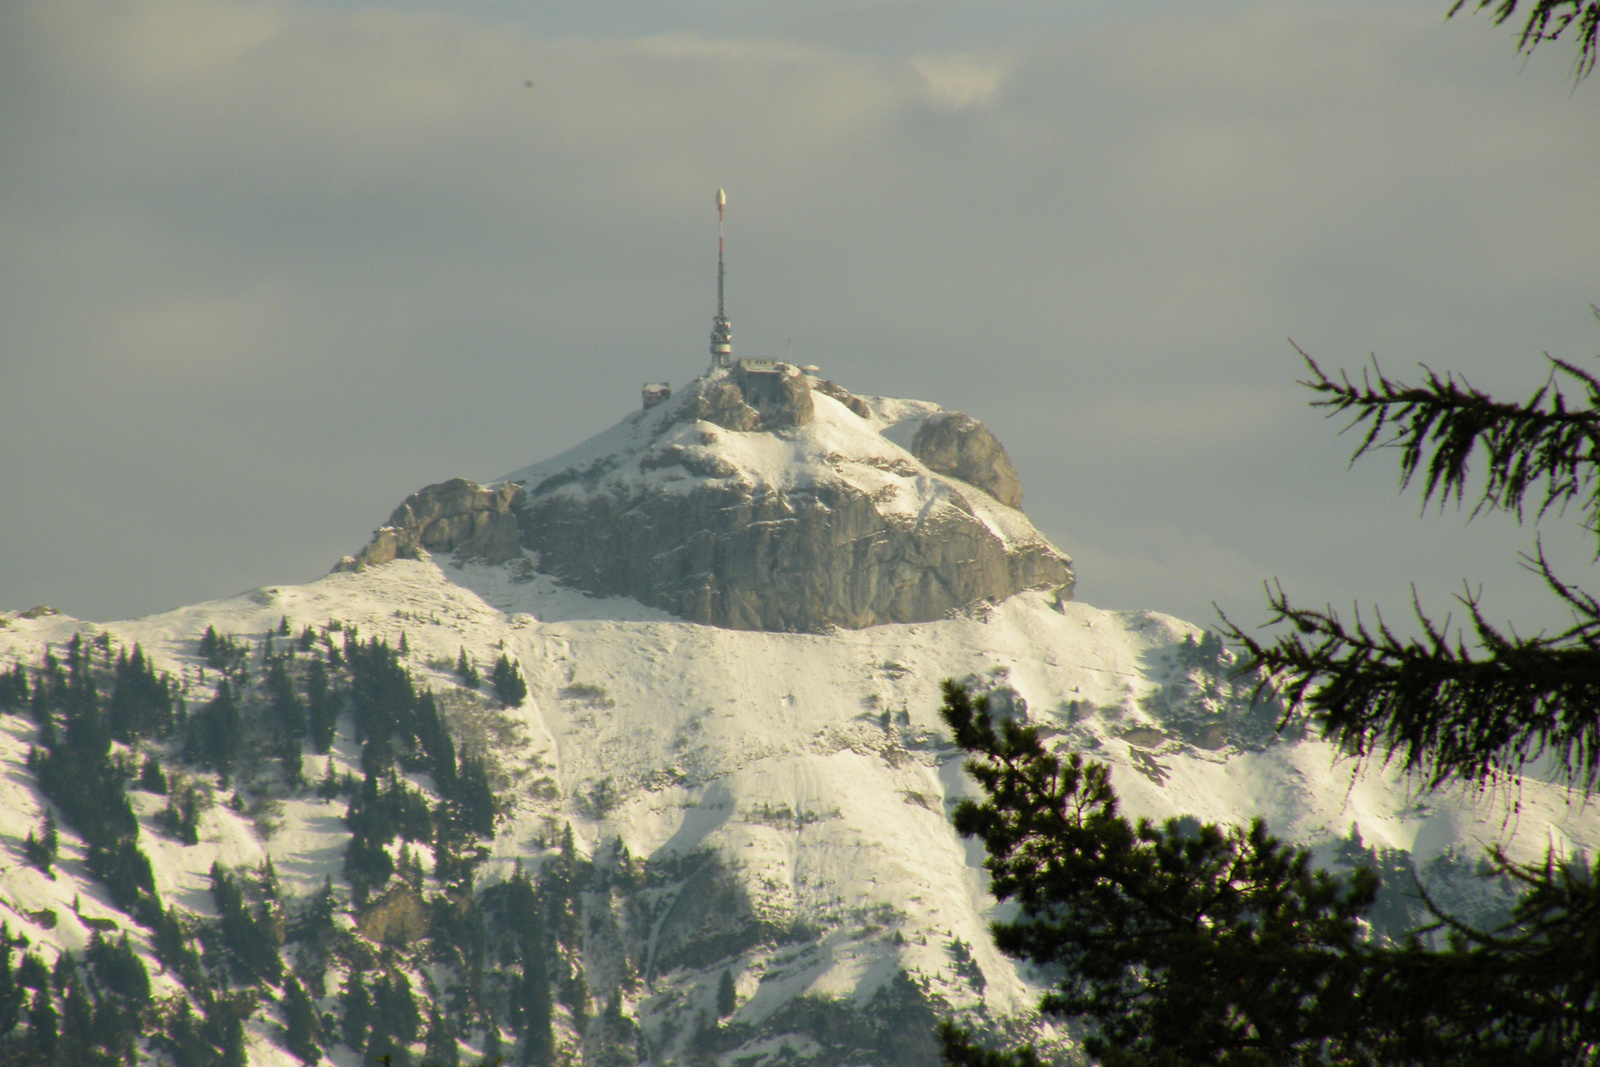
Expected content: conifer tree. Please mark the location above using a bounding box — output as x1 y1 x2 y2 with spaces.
318 757 341 800
490 654 527 708
307 656 338 754
109 643 174 741
283 975 325 1065
220 1011 249 1067
1452 0 1600 77
139 753 169 794
86 932 150 1009
0 942 20 1043
940 348 1600 1065
455 753 498 838
425 1009 461 1067
341 971 372 1054
57 970 93 1064
26 986 57 1063
163 998 210 1067
455 647 481 690
0 661 28 711
186 679 242 773
23 812 57 874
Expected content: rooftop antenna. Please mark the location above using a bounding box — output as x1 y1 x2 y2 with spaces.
710 188 733 367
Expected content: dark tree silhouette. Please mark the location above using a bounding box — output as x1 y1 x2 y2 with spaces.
491 654 527 708
1452 0 1600 77
942 339 1600 1065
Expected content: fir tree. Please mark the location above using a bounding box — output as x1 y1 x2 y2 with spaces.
108 643 174 741
0 938 21 1040
424 1009 461 1067
219 1011 249 1067
210 862 284 984
455 647 480 690
186 679 242 773
0 661 28 711
57 968 94 1065
317 757 341 800
307 656 338 754
86 932 150 1008
941 346 1600 1065
341 972 372 1054
163 999 211 1067
1451 0 1600 78
490 654 527 708
26 986 57 1063
23 812 57 874
716 968 737 1018
283 974 325 1065
139 753 169 794
455 753 497 838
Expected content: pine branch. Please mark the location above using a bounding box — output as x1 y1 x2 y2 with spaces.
1449 0 1600 79
1298 346 1600 549
940 682 1598 1065
1225 563 1600 792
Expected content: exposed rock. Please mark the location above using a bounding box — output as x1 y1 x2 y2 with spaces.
691 362 816 432
910 412 1024 509
344 376 1074 631
811 378 871 419
337 477 525 572
515 475 1071 632
731 360 815 429
356 885 429 945
693 380 762 433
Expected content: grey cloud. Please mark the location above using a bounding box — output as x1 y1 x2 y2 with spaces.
1 0 1595 639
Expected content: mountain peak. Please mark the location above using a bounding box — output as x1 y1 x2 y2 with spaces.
342 367 1073 632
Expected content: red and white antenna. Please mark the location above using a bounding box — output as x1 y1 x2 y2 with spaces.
710 188 732 365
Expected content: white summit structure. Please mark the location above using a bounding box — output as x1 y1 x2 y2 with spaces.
710 187 733 366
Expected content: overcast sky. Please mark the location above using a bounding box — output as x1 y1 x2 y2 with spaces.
2 0 1597 641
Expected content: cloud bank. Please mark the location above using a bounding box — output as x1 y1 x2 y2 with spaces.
1 0 1596 635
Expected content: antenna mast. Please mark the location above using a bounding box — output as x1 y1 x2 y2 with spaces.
710 188 733 366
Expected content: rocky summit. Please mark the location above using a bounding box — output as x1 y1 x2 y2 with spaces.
340 366 1074 632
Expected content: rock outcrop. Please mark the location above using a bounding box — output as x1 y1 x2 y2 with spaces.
337 478 525 572
812 378 872 419
910 411 1024 509
693 361 816 432
514 474 1069 632
342 371 1073 631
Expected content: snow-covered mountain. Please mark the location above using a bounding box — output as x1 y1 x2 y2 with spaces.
339 367 1071 633
0 369 1592 1067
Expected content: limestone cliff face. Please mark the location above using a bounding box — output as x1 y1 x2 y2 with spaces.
343 369 1074 631
335 478 524 572
910 411 1024 509
514 471 1066 632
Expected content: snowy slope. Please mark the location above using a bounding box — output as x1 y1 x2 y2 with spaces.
498 380 1060 561
2 555 1593 1065
0 375 1588 1066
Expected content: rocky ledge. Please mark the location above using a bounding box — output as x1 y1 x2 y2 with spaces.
341 367 1073 632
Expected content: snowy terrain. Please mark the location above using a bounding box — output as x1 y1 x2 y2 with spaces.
3 559 1594 1065
498 384 1056 562
0 381 1593 1066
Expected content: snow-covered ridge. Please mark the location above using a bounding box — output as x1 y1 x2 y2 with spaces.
502 382 942 519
